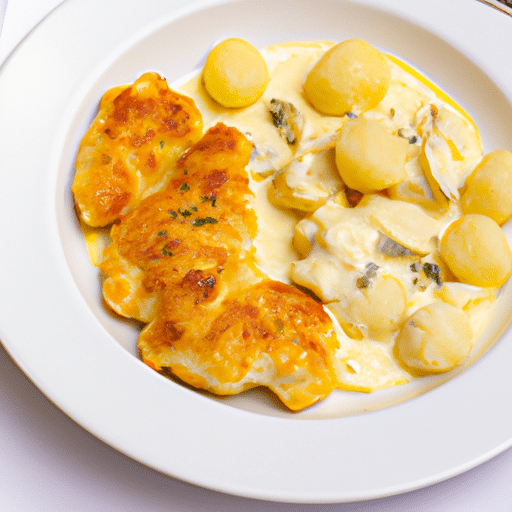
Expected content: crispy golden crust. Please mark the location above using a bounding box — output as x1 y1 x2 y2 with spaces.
100 123 257 322
139 279 339 411
72 72 203 227
100 122 338 410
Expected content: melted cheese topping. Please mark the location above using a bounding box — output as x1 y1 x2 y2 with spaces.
72 72 203 227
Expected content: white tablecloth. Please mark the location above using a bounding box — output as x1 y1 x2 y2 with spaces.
1 0 512 510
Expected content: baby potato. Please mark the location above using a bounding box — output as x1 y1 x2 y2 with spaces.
439 213 512 287
396 301 473 373
335 118 409 193
460 149 512 225
202 38 269 108
346 274 407 339
303 39 390 116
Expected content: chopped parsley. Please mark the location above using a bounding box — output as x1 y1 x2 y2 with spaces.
201 194 217 207
191 217 218 227
410 261 442 286
179 183 190 193
423 262 442 286
161 244 173 257
178 208 192 217
169 210 178 219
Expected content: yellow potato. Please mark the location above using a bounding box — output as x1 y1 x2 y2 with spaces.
460 149 512 225
396 301 473 373
202 38 269 108
346 274 407 339
303 39 390 116
439 213 512 287
335 118 409 193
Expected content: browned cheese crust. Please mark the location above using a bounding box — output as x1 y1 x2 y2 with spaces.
100 122 339 411
72 72 203 227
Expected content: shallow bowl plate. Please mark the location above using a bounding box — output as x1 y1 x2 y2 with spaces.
1 0 512 503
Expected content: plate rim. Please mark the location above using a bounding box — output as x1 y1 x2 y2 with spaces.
1 0 512 503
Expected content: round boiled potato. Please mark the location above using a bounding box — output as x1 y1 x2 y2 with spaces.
202 38 269 108
303 39 391 116
346 274 407 339
396 301 473 373
335 118 409 193
460 149 512 225
439 213 512 287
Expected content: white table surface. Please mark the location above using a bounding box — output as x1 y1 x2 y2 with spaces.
1 0 512 510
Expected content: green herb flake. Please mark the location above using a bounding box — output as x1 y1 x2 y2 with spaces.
169 210 178 219
161 244 173 257
423 262 442 286
102 155 112 164
200 194 217 206
159 140 165 149
157 230 168 238
179 183 190 193
178 208 192 217
191 217 218 227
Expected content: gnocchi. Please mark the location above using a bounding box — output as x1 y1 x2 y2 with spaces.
303 39 390 116
344 274 407 340
396 301 473 373
439 213 512 288
202 38 269 108
335 118 409 193
460 149 512 225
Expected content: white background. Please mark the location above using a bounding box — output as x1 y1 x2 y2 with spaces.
1 0 512 510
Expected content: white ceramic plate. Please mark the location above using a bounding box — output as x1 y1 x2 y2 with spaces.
1 0 512 503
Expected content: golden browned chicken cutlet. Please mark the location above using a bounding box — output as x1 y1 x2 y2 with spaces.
100 122 339 410
72 72 203 227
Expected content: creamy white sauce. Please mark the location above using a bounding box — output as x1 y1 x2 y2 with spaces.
174 40 495 389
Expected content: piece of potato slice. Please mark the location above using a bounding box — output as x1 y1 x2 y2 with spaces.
362 194 442 255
